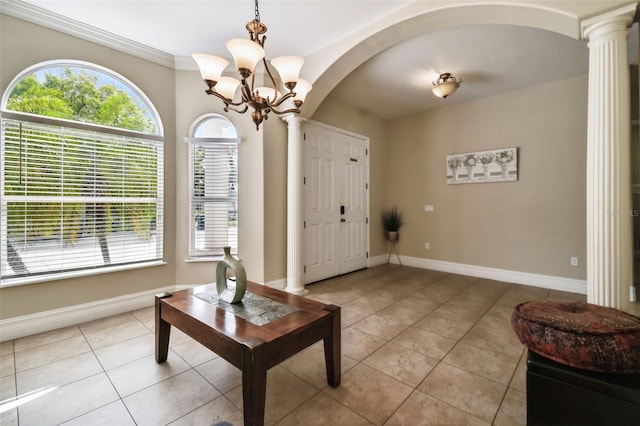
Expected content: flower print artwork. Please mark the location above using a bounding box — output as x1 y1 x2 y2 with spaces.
446 148 517 184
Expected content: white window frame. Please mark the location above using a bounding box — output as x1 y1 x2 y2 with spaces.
186 114 239 260
0 60 164 286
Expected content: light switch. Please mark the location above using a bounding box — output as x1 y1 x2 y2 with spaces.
424 205 434 212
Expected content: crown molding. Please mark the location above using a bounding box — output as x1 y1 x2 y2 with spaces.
175 55 199 71
0 0 176 69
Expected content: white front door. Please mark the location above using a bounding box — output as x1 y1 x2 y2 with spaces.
304 122 369 284
340 136 368 274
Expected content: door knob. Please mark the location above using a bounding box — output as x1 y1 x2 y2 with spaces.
341 218 346 222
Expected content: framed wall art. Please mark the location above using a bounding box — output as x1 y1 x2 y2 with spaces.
447 147 518 184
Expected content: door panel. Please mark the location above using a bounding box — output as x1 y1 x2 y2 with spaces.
340 136 368 274
304 128 340 283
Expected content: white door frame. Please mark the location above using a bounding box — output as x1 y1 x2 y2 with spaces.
302 120 370 284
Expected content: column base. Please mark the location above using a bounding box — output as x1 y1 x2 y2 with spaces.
284 287 309 296
284 283 309 296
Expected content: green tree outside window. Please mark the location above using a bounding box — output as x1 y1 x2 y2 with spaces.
3 65 161 275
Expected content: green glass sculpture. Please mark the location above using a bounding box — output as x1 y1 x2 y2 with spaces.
216 246 247 304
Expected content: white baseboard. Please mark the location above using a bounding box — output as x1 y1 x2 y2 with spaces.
372 254 587 295
0 279 288 342
0 285 176 342
1 257 587 342
368 255 389 267
265 278 286 290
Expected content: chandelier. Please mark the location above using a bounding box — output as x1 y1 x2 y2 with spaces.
432 73 461 99
192 0 312 130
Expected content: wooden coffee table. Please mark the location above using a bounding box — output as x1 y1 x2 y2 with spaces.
155 281 341 426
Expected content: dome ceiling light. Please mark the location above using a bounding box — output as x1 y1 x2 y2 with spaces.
192 0 312 130
432 73 461 99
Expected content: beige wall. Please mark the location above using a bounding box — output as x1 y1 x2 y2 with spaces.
0 14 300 322
0 13 601 320
0 16 289 319
387 74 588 279
0 15 177 318
158 69 290 286
311 96 389 257
263 119 288 283
174 70 273 285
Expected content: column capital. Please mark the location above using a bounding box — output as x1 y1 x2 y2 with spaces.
581 3 637 40
281 113 307 127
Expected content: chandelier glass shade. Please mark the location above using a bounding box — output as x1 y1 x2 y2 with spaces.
192 0 312 130
431 73 461 99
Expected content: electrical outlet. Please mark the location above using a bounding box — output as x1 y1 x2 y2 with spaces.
570 257 578 266
425 242 430 250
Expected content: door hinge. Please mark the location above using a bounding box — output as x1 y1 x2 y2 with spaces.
304 132 306 141
304 265 306 273
366 217 369 224
304 221 306 229
365 183 368 190
366 148 368 155
304 176 306 185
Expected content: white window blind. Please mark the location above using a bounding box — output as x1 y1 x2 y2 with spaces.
188 138 238 258
1 116 164 285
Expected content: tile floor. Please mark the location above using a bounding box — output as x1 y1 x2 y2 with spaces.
0 264 596 425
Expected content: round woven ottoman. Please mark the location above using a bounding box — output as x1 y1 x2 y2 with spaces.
511 301 640 373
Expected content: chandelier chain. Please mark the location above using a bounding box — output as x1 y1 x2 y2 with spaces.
254 0 260 22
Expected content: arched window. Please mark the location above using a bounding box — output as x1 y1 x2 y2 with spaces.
186 114 239 258
1 60 164 285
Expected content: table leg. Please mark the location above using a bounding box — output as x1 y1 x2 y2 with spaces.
155 296 171 363
241 339 267 426
323 304 341 387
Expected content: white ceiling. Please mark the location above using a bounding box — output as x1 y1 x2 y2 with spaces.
330 24 590 119
16 1 639 120
22 0 413 58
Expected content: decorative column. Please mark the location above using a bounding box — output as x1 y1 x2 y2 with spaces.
581 4 637 311
282 114 308 295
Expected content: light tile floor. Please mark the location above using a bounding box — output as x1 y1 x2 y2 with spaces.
0 264 604 425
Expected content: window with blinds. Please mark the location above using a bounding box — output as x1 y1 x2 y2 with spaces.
1 61 163 286
187 114 239 258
